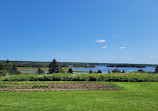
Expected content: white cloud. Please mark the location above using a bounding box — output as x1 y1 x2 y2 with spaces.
118 47 126 49
38 32 46 34
150 56 156 58
102 46 108 49
96 40 106 43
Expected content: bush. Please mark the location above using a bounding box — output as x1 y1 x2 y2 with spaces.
97 70 102 73
32 85 49 88
67 68 73 73
112 69 121 73
0 70 8 76
52 85 56 88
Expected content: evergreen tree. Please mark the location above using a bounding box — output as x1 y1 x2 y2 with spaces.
89 69 93 73
155 66 158 73
3 60 20 74
97 69 102 73
37 67 44 74
48 59 62 73
122 70 126 73
0 63 4 70
67 68 73 73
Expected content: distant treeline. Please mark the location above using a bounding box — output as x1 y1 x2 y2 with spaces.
0 60 157 68
106 64 147 68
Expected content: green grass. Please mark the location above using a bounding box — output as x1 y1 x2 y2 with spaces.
0 82 158 111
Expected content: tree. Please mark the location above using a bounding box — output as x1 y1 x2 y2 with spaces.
122 70 126 73
138 69 145 73
37 67 44 74
48 59 62 73
112 69 121 73
108 70 111 73
97 69 102 73
89 69 93 73
3 60 20 74
155 66 158 73
0 63 4 70
67 68 73 73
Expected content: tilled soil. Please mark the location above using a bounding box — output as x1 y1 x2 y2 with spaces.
0 83 120 92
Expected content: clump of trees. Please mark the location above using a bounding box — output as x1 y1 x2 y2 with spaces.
0 60 20 76
112 69 121 73
36 67 44 74
155 66 158 73
48 59 64 74
67 68 73 73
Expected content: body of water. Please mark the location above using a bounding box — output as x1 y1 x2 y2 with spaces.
72 65 155 73
20 65 156 74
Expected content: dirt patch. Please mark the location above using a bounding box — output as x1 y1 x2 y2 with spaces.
0 83 120 92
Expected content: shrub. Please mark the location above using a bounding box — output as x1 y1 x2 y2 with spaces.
67 68 73 73
97 70 102 73
32 85 49 88
52 85 56 88
112 69 121 73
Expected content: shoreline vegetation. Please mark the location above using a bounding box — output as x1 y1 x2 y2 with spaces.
0 59 158 82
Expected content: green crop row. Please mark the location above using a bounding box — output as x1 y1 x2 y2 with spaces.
2 73 158 82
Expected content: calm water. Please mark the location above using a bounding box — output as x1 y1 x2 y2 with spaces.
21 65 155 74
73 65 155 73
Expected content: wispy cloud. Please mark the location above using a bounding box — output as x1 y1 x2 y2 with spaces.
102 46 108 49
96 40 106 43
118 47 126 49
38 32 46 34
112 34 119 39
150 56 157 58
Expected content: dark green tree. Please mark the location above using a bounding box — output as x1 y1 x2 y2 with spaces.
122 70 126 73
138 69 145 73
0 63 4 70
3 60 20 74
155 66 158 73
67 68 73 73
48 59 62 73
112 69 121 73
89 69 93 73
97 69 102 73
37 67 44 74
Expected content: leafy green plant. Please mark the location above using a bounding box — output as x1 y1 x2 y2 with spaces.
52 85 56 88
32 85 49 88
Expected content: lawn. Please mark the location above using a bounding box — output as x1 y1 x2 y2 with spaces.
0 82 158 111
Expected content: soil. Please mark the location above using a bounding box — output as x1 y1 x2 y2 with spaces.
0 83 120 92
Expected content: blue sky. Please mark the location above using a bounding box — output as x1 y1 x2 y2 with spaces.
0 0 158 64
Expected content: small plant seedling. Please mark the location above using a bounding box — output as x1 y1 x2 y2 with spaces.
52 85 56 88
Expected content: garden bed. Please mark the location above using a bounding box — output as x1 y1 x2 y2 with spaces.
0 83 120 92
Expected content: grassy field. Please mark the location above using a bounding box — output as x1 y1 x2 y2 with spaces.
0 81 158 111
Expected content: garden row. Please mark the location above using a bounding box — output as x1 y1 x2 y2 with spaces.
2 73 158 82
